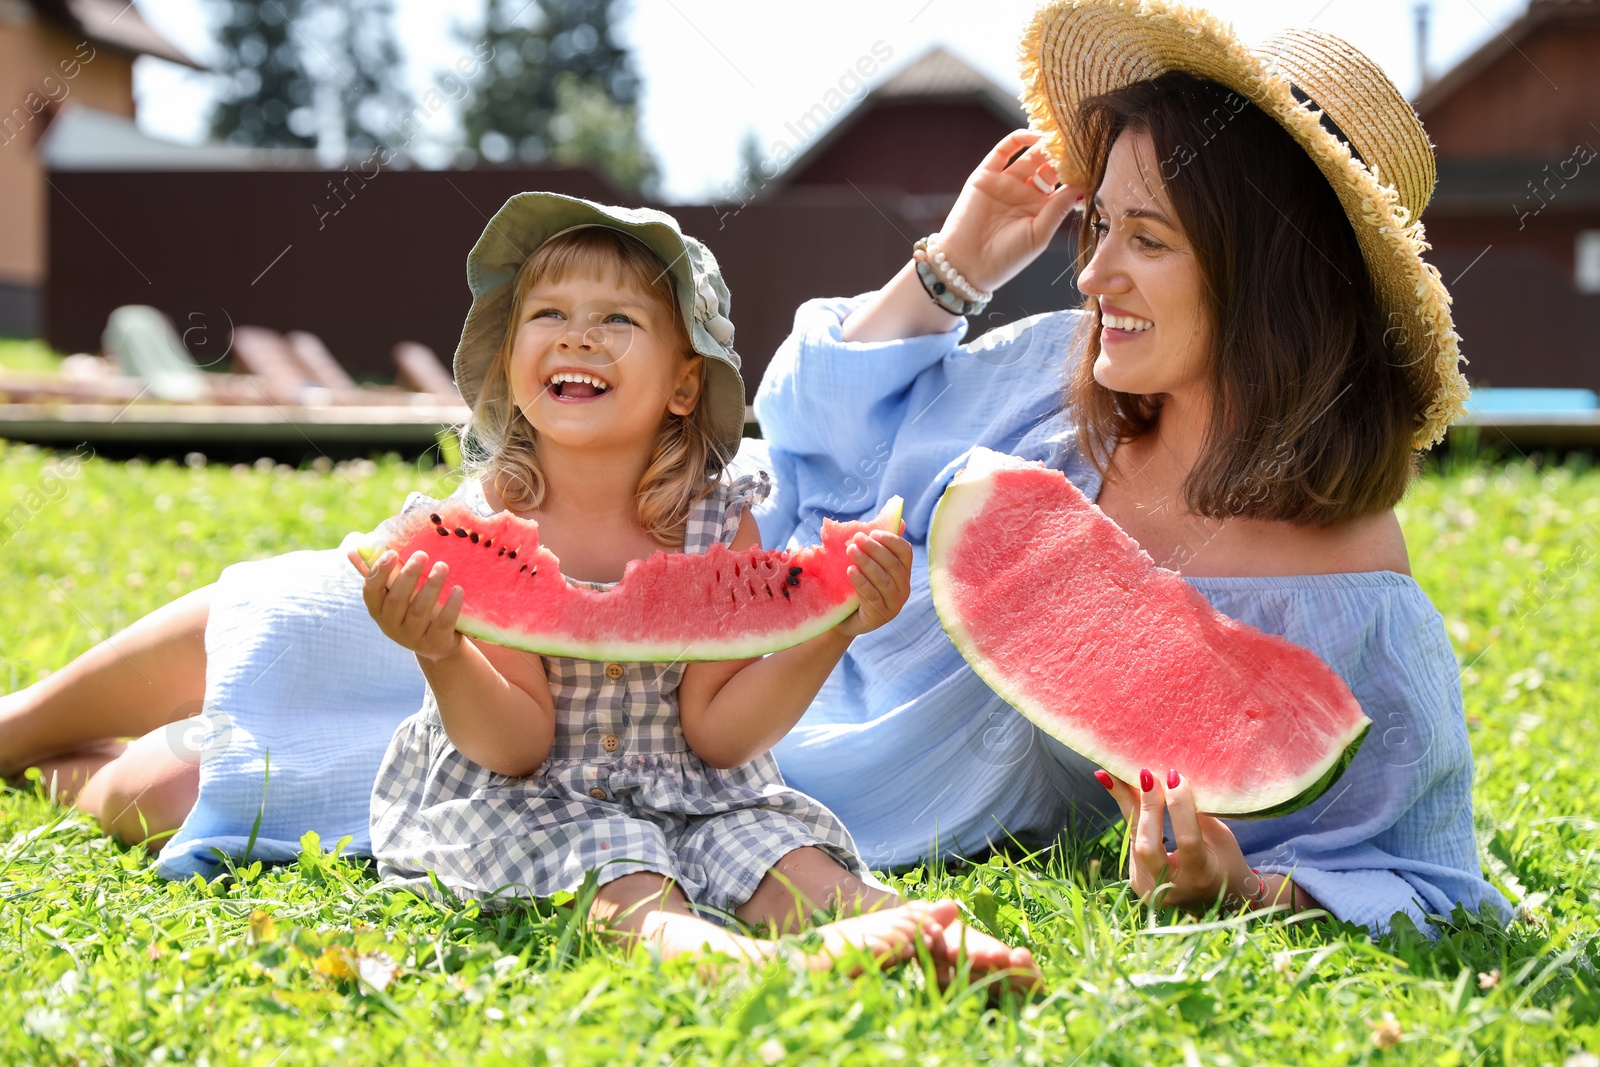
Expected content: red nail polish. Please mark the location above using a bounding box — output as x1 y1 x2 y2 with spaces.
1167 769 1180 790
1140 768 1154 792
1093 770 1113 790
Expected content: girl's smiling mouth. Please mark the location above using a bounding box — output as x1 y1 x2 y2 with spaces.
545 370 612 401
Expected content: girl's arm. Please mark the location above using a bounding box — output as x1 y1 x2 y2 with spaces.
842 129 1080 343
353 548 556 777
678 511 912 770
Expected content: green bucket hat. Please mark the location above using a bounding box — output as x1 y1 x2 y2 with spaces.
453 191 745 460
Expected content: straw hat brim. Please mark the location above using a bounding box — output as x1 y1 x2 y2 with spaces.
1020 0 1468 449
453 192 747 460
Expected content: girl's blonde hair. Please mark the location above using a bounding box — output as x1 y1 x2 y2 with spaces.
461 227 728 548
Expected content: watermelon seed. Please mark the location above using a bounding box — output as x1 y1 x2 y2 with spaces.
786 574 800 587
430 513 442 525
436 528 450 537
498 547 506 556
454 528 468 537
470 532 480 543
508 550 518 559
519 564 527 573
788 566 803 577
780 586 790 600
483 539 492 548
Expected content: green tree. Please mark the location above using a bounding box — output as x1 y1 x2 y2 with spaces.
209 0 315 148
324 0 414 155
207 0 414 155
462 0 657 195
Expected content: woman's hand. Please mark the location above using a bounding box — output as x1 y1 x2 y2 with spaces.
833 530 914 639
349 549 466 662
936 129 1083 294
1097 767 1260 911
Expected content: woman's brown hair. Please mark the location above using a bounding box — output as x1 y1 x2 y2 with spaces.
462 227 726 548
1070 72 1424 526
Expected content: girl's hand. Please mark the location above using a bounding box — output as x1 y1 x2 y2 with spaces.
1098 768 1259 911
349 548 466 662
935 129 1083 294
833 530 914 639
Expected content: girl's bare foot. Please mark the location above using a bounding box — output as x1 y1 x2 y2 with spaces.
933 916 1044 992
800 898 960 975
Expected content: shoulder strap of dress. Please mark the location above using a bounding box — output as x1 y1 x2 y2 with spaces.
681 470 771 555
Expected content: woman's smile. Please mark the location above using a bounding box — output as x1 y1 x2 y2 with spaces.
1099 302 1155 342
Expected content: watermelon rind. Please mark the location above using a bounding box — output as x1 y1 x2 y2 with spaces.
1225 720 1370 820
926 448 1372 817
342 496 904 663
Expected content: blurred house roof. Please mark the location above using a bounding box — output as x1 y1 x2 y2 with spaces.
38 105 316 170
1413 0 1598 115
872 44 1028 121
762 45 1026 199
26 0 203 69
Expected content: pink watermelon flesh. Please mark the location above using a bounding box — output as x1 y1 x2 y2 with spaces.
927 448 1370 817
344 494 903 662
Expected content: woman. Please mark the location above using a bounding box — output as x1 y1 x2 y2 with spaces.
0 0 1506 933
758 1 1501 931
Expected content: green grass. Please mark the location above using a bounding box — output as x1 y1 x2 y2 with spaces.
0 339 64 374
1 441 1596 1065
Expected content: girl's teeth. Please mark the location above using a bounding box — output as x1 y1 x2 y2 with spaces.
1104 314 1154 332
548 373 608 390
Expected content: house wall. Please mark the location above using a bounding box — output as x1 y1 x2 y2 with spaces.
0 9 136 333
776 100 1018 196
1415 12 1600 394
1427 210 1600 393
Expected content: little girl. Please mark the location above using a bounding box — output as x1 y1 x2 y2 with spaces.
351 192 1037 980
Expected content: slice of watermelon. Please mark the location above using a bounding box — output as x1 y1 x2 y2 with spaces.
342 493 903 662
927 448 1370 817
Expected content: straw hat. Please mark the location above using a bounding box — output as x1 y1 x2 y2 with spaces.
1020 0 1468 449
454 192 746 460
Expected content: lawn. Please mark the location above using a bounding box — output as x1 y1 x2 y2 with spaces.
1 441 1596 1066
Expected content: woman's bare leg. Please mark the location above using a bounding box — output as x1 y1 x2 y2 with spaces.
75 723 202 845
0 585 211 797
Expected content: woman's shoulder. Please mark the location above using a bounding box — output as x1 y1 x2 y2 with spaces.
1226 509 1412 578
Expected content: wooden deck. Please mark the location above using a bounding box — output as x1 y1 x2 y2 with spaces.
0 401 470 454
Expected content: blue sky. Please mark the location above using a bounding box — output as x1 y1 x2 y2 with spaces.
132 0 1532 202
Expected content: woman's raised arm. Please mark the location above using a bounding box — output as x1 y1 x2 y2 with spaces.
841 130 1082 343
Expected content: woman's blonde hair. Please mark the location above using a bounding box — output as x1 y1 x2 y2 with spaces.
460 227 728 547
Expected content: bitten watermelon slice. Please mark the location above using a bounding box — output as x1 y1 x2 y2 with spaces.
927 448 1370 817
343 494 903 661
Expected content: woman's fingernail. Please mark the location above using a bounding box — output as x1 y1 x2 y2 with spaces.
1093 770 1113 791
1167 769 1180 790
1140 768 1154 793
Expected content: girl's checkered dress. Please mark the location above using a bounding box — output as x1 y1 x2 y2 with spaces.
369 472 877 915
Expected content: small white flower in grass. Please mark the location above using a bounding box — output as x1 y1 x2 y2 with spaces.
1370 1012 1401 1049
1272 951 1293 975
1477 969 1500 989
1564 1054 1599 1067
758 1038 786 1064
485 1007 505 1021
356 950 397 993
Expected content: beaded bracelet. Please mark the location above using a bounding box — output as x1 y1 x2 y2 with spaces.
923 234 993 303
912 236 991 317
